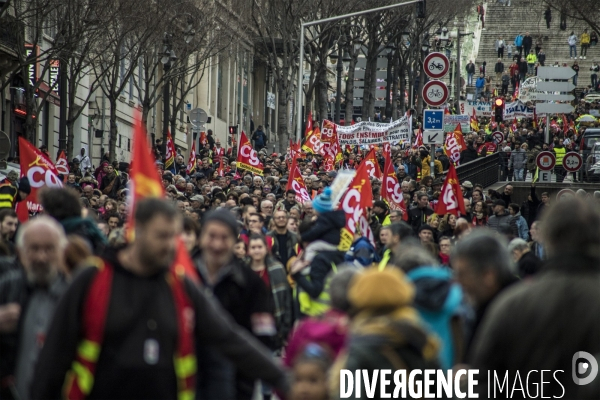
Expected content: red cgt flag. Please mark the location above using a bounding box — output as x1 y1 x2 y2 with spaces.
56 150 70 179
285 158 311 204
16 138 63 221
164 130 177 172
128 112 199 283
382 153 408 221
302 124 324 155
236 131 264 175
435 163 466 217
364 148 382 179
186 141 197 175
338 160 375 248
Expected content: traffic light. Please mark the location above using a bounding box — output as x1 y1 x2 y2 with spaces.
494 98 504 122
228 126 237 135
416 0 426 19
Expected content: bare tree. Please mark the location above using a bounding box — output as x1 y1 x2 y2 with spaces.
544 0 600 34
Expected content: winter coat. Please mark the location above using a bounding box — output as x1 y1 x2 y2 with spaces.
406 266 465 370
513 212 529 240
568 34 577 46
469 254 600 399
494 62 504 73
460 146 479 164
522 35 533 48
538 52 546 65
526 148 541 172
581 32 590 44
420 156 443 178
300 209 346 246
501 74 510 85
475 76 486 88
487 211 518 236
516 251 542 278
509 148 527 169
514 35 523 47
466 63 476 74
495 39 505 51
518 60 528 74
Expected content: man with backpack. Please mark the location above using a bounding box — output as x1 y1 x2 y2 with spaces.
252 126 268 152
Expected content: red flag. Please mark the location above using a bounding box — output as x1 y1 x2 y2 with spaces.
236 131 264 175
16 138 63 221
562 114 569 134
470 108 479 132
511 117 518 133
382 153 408 221
435 163 466 217
532 108 538 129
444 124 467 165
338 160 375 248
302 124 324 154
514 81 520 99
285 158 311 204
444 106 451 115
321 120 342 163
364 148 382 179
413 128 423 148
323 153 335 172
186 142 197 175
199 131 207 146
304 111 313 138
128 113 199 283
164 130 177 172
56 150 70 181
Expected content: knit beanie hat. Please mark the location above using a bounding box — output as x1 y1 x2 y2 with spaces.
18 177 31 195
201 209 239 237
349 268 415 311
313 187 334 214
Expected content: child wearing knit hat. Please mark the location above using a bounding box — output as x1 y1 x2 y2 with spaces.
300 187 346 247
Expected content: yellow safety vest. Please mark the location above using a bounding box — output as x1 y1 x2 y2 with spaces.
378 249 392 271
0 183 18 209
297 263 337 317
554 147 566 166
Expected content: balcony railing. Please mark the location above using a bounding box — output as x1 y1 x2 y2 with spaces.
0 15 24 52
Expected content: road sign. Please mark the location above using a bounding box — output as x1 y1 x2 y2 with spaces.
423 130 444 144
535 103 575 114
422 81 449 107
536 151 556 171
492 131 505 143
423 109 444 130
556 188 576 201
562 152 583 172
423 52 450 79
538 170 553 183
537 66 576 80
534 93 575 102
536 81 576 92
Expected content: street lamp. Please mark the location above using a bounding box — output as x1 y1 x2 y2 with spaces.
385 44 395 120
161 33 177 155
331 39 350 124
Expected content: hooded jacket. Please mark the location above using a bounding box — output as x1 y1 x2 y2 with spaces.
509 148 528 169
406 266 465 369
300 209 345 246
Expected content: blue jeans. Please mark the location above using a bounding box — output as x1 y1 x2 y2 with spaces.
514 168 525 181
468 73 474 85
527 64 535 75
475 87 483 98
570 45 577 58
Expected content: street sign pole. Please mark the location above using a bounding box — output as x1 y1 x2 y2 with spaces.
431 144 435 178
546 114 550 144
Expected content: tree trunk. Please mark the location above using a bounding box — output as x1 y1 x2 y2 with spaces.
416 62 424 114
141 103 151 137
317 68 329 122
345 55 356 126
108 97 117 162
277 85 289 154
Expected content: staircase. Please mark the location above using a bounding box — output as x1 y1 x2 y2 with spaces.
475 1 598 91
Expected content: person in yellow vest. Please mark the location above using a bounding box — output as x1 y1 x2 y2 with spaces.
377 223 409 271
420 149 443 178
372 200 391 227
526 50 537 75
0 171 31 210
552 137 567 182
31 199 288 399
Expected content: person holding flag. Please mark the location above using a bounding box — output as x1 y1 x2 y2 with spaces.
186 142 197 176
164 131 177 173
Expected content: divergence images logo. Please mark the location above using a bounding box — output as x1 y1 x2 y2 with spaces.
572 351 598 385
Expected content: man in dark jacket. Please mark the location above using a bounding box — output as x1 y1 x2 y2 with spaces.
487 199 518 237
460 140 479 164
408 193 434 233
522 31 533 55
494 58 504 83
267 210 299 268
466 60 476 86
470 199 600 399
518 57 528 82
252 126 267 151
508 238 542 278
32 201 287 400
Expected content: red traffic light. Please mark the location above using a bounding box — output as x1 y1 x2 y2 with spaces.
228 126 237 135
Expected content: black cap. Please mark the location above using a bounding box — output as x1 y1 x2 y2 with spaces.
18 177 31 195
202 209 239 237
418 224 434 234
493 199 506 207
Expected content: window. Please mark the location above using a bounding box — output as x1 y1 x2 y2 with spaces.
217 56 223 119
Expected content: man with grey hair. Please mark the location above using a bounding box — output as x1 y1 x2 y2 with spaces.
508 237 541 278
451 229 516 352
470 199 600 399
0 216 69 399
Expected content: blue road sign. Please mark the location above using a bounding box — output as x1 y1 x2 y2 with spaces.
423 110 444 130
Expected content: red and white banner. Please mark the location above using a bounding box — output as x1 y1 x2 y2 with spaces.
338 160 375 249
236 131 264 175
435 163 466 217
199 131 207 146
285 158 311 204
165 130 177 171
382 154 408 221
321 120 343 163
56 150 70 178
325 116 411 146
302 124 324 155
186 142 197 175
444 124 467 165
323 153 335 172
413 128 423 148
364 148 382 180
16 137 63 221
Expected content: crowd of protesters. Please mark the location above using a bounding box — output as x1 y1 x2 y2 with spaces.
1 122 600 400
